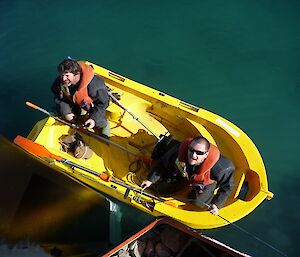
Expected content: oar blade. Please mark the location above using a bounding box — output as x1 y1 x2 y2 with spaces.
14 135 62 161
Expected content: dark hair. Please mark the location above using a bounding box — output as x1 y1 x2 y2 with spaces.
57 59 82 75
190 136 210 151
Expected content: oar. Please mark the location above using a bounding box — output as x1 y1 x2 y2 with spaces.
26 102 78 128
108 91 161 140
14 135 177 208
99 173 176 206
25 101 139 157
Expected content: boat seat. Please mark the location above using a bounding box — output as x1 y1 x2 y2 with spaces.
106 89 152 122
185 118 217 146
105 89 168 138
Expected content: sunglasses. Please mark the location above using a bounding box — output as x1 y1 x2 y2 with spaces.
188 146 208 156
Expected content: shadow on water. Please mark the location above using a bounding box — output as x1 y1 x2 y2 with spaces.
0 135 114 256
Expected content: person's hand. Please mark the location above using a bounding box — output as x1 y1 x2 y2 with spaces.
209 204 219 216
141 180 152 189
85 119 96 129
60 83 71 96
64 113 75 121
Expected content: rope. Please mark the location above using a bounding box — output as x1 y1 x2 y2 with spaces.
127 172 138 186
220 216 288 256
80 146 88 159
128 159 147 185
136 187 145 202
192 199 288 257
129 159 142 173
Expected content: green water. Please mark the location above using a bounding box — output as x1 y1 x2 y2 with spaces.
0 1 299 256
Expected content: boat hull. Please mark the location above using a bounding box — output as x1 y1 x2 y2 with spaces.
103 217 250 257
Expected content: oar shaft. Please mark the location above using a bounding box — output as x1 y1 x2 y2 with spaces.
81 129 139 157
26 101 51 116
108 92 160 140
26 102 78 128
110 177 166 202
63 162 168 204
61 158 169 204
99 173 167 203
62 159 100 176
61 148 174 206
26 101 139 157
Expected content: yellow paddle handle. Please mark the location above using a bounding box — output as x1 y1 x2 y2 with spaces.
26 101 38 109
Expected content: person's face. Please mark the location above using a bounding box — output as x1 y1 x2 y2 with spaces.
187 141 209 166
60 71 80 86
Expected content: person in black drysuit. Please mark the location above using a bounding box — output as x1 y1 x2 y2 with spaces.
141 136 235 215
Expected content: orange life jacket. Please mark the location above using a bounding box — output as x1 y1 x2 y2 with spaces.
175 138 220 187
72 61 95 110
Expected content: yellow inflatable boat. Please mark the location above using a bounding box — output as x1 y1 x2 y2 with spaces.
14 61 273 229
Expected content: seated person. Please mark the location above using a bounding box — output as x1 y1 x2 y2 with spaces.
51 58 110 137
141 136 235 215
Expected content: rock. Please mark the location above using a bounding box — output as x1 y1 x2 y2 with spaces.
144 239 155 257
160 227 186 253
128 239 146 257
155 242 172 257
